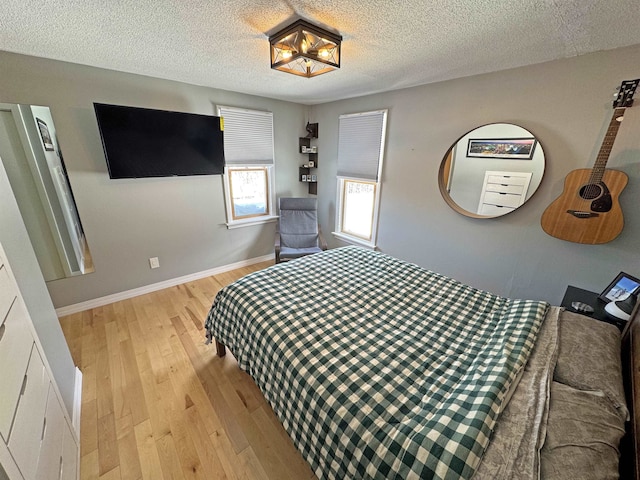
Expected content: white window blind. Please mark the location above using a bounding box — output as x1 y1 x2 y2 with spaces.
217 106 274 165
337 110 387 181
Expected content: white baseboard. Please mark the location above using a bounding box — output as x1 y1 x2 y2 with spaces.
73 367 82 438
55 254 274 316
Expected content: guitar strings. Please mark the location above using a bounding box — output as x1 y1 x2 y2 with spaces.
583 108 624 202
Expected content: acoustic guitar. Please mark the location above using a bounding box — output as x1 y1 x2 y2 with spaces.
541 79 638 244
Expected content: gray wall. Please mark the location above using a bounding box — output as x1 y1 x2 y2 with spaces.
311 44 640 305
0 51 309 307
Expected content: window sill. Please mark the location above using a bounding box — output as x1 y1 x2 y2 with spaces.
226 216 278 229
332 231 377 250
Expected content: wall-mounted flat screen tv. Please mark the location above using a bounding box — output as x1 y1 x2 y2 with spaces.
94 103 225 179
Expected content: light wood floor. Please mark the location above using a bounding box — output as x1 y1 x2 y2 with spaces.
59 261 317 480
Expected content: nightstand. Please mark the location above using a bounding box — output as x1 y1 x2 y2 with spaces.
561 285 626 331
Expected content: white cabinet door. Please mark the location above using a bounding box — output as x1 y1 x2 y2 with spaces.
34 385 65 480
60 424 78 480
7 346 50 480
0 298 36 441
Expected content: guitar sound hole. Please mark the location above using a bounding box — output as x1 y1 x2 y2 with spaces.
579 183 603 200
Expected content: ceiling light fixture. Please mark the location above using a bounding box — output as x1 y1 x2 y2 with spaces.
269 19 342 78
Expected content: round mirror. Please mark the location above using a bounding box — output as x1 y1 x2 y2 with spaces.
438 123 545 218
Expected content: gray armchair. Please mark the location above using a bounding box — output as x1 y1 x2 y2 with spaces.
275 197 327 263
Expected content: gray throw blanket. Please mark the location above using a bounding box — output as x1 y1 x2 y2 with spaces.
473 307 560 479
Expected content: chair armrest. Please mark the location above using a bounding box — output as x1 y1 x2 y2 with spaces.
318 225 328 251
275 220 281 262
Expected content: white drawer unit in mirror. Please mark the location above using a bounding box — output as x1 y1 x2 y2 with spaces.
477 171 533 216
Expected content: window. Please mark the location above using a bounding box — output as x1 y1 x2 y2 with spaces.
217 105 276 227
334 110 387 247
341 179 377 239
227 167 269 220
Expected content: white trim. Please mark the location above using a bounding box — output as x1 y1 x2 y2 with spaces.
332 231 377 250
55 253 274 316
217 104 273 116
226 216 278 229
73 367 82 438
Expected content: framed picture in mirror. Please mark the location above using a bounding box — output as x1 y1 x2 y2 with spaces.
36 118 55 151
467 138 536 160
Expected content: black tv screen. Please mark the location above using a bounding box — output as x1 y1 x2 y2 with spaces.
93 103 225 179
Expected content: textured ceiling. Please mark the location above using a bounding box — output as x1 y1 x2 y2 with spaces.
2 0 640 105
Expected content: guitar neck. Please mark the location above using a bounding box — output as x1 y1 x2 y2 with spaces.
590 107 626 183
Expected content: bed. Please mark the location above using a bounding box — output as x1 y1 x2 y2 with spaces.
205 246 637 479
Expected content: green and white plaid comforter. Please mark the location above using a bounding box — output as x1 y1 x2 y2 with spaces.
205 246 549 479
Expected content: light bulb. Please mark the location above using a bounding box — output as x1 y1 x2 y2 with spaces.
282 50 292 59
